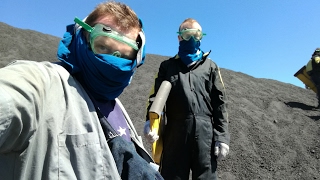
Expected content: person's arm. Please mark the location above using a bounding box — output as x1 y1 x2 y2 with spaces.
143 60 169 145
210 63 230 145
0 61 47 153
145 60 168 121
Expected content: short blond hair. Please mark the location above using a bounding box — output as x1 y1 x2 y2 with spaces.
85 1 141 31
179 18 199 31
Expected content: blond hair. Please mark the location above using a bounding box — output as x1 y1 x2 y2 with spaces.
85 1 141 31
179 18 199 31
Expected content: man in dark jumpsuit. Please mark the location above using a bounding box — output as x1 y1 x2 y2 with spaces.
144 18 230 180
306 48 320 108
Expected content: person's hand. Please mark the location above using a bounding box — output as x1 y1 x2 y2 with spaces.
214 141 229 161
315 56 320 64
143 120 159 143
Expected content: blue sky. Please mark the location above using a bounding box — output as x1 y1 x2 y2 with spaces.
1 0 319 88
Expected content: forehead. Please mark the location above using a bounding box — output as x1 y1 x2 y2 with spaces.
180 21 202 31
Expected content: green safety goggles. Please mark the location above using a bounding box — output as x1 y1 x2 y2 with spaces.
74 17 139 57
177 28 206 41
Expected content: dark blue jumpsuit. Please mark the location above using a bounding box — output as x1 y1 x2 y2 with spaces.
147 52 230 180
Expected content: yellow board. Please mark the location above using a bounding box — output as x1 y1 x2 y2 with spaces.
294 66 317 93
149 112 163 165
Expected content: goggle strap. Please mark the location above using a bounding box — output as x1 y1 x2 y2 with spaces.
74 17 93 33
136 30 145 66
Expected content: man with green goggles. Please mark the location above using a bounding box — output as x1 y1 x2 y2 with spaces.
144 18 229 180
177 28 206 41
0 1 162 180
74 17 139 60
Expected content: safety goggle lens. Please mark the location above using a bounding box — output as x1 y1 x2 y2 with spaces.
177 29 206 41
74 17 138 60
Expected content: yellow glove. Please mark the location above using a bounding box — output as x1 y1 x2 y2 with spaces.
315 56 320 64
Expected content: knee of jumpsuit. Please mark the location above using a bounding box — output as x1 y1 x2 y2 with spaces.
190 116 217 180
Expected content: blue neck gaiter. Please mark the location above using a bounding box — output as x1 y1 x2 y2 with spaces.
57 24 136 101
178 38 203 67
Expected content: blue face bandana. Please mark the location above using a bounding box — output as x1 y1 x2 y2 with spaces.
178 37 203 67
57 24 144 100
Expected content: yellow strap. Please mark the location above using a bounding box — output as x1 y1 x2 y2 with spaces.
217 66 225 89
